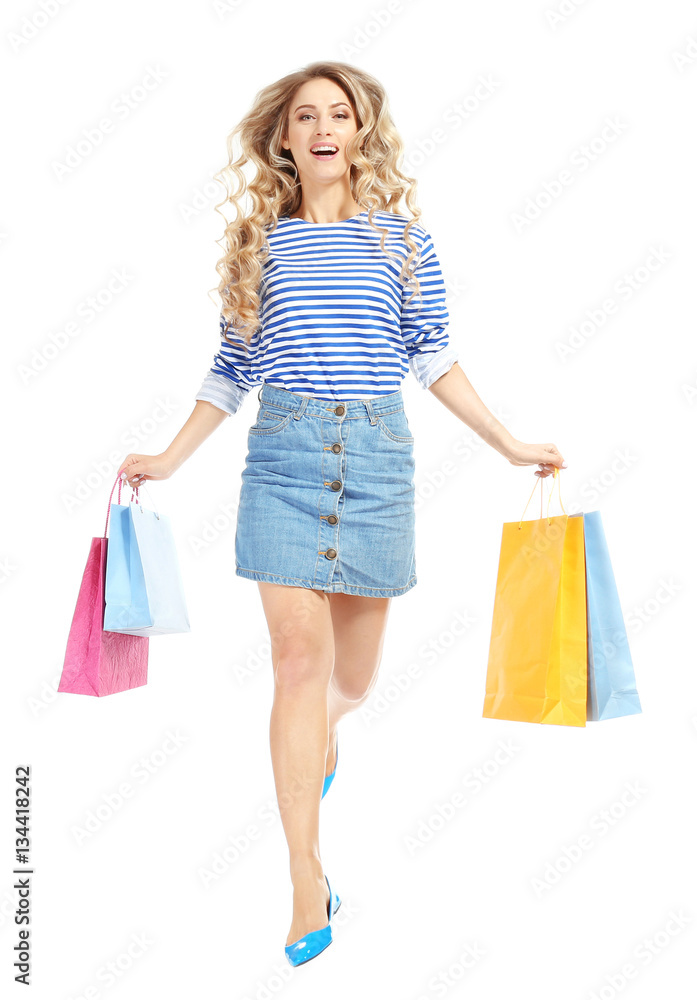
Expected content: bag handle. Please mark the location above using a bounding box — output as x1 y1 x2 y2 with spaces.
103 471 161 538
518 467 566 529
104 473 140 538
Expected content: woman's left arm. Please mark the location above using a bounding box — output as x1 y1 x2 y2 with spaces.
427 362 566 479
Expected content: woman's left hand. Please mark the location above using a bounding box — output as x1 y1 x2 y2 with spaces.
505 440 567 478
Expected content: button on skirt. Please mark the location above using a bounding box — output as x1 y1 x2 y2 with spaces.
235 383 417 597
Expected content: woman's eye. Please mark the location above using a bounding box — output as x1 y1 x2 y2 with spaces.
298 113 349 121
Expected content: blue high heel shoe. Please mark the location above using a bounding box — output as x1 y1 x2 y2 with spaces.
284 874 341 967
321 733 339 800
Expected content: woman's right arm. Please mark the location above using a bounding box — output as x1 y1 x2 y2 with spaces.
117 400 229 486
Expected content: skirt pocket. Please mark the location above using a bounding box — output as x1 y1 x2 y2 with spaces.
375 408 414 444
249 403 293 435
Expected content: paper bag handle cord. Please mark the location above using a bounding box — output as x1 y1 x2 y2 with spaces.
103 472 140 538
518 467 566 529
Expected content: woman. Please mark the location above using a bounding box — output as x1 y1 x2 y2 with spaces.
117 61 566 967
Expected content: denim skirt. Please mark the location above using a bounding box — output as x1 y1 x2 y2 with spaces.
235 383 417 597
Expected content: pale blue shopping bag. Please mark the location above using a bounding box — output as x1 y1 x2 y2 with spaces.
104 478 190 636
572 511 642 721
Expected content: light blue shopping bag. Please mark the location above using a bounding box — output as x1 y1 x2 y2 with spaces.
572 511 642 721
104 488 190 636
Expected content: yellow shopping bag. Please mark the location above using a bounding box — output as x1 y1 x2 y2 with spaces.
482 469 588 727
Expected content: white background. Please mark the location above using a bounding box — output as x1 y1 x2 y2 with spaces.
3 1 696 997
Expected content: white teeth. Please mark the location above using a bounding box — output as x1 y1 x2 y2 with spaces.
312 146 338 153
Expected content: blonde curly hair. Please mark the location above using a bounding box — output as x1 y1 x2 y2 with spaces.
209 60 429 349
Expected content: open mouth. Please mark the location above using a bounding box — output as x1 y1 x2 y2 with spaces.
311 144 339 159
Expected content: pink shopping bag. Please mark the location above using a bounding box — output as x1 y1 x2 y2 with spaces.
58 475 148 696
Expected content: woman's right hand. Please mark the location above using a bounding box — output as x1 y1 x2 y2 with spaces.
117 452 177 487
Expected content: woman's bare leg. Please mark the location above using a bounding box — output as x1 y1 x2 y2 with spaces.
256 584 393 945
256 582 335 946
324 594 392 776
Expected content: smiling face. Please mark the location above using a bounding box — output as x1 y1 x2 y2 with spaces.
281 77 360 185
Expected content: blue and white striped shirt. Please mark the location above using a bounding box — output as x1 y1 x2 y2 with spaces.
195 210 457 415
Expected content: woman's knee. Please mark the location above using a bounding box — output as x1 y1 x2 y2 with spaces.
258 583 334 693
273 647 333 694
330 666 380 704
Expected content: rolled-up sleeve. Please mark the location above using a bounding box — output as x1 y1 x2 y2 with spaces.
401 234 458 390
195 313 261 416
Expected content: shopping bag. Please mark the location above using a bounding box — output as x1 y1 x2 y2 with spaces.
104 499 150 629
572 510 642 721
482 470 588 727
482 471 641 727
58 477 148 696
104 473 190 636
